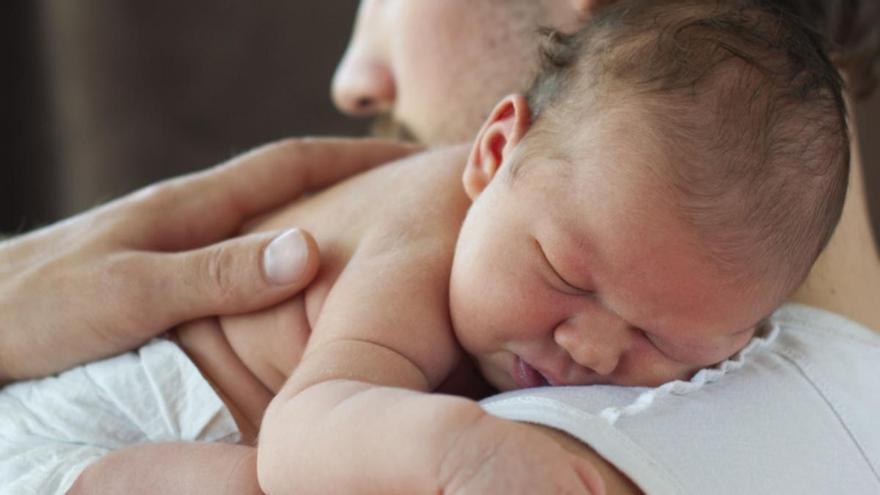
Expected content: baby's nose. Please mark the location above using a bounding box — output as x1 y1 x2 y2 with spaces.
553 319 629 376
331 53 396 117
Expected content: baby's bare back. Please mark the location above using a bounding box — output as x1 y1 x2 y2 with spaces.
174 145 471 439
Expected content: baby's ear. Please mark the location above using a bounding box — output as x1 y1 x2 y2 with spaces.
463 94 531 199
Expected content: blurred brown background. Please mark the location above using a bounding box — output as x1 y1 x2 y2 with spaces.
4 1 880 249
6 0 366 232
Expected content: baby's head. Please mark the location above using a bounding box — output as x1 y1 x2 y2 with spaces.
448 0 849 390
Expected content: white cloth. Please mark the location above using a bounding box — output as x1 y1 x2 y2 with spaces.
481 303 880 495
0 339 239 495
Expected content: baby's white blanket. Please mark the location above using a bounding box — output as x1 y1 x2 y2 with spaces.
0 339 239 495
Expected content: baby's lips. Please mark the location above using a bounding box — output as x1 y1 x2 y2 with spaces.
511 356 549 389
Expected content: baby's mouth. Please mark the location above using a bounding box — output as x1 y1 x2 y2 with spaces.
511 356 551 389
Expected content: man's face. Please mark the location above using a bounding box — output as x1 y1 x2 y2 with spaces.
332 0 547 145
449 122 781 391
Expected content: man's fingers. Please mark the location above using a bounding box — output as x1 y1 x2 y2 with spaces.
133 138 421 250
573 457 607 495
155 228 320 324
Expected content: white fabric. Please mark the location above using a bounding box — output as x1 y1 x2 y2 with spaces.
0 339 239 495
481 303 880 495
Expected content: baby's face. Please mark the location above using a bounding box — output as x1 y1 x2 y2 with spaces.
449 129 782 391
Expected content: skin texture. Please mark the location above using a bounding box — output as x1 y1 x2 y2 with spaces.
69 443 262 495
0 138 417 384
332 0 544 144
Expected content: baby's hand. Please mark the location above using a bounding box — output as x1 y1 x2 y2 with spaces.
440 416 606 495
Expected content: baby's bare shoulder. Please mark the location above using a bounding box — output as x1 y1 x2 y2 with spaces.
364 144 472 246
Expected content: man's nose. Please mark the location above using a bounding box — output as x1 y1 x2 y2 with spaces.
553 313 633 376
331 50 396 117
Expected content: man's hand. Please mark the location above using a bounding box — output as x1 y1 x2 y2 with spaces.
439 413 606 495
0 138 418 383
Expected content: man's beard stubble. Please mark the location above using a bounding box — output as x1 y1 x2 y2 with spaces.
370 113 419 143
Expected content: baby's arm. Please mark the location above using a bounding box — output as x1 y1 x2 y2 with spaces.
69 443 261 495
259 381 606 494
255 229 464 491
256 235 604 494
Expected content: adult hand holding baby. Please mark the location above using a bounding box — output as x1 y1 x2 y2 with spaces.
0 137 417 384
439 417 606 495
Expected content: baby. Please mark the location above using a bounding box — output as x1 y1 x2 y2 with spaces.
197 1 850 492
3 1 849 494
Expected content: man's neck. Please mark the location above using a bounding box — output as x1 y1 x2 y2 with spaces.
791 126 880 331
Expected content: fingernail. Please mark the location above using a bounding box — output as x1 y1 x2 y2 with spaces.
263 229 308 286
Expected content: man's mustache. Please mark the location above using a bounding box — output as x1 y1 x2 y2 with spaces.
370 113 419 143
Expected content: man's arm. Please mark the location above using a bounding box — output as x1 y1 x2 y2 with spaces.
0 137 418 384
531 424 643 495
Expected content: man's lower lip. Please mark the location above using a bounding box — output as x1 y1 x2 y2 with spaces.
511 356 549 389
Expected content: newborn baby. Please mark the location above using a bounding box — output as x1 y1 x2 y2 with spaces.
189 2 849 492
178 0 849 440
5 1 849 494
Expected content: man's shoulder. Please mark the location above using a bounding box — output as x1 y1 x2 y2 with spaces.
763 303 880 484
767 303 880 366
770 303 880 341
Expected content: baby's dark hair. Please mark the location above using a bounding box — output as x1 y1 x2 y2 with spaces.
522 0 849 294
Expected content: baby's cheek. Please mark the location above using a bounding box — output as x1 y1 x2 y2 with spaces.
615 342 699 387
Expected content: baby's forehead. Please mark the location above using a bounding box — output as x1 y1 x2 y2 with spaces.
526 112 673 199
604 236 772 340
531 163 767 318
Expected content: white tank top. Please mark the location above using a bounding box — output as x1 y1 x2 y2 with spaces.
481 304 880 494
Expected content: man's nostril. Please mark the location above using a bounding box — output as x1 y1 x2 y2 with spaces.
356 97 374 110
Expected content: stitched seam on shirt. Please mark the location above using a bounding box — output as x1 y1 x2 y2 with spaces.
598 321 781 424
773 347 880 484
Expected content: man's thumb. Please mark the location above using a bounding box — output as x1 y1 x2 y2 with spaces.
166 228 320 320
